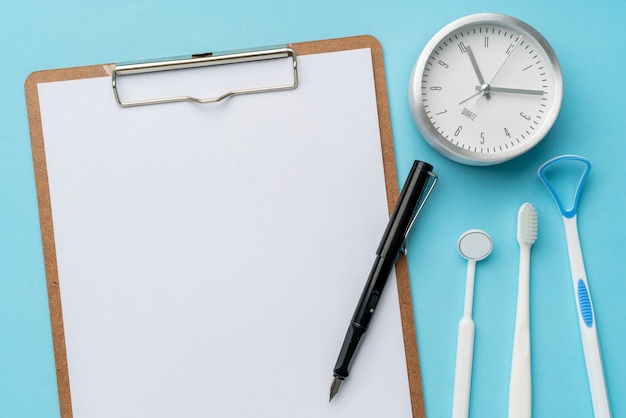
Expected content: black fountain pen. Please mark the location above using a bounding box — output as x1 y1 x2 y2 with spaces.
329 160 436 402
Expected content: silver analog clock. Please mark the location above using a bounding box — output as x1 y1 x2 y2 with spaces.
409 13 563 165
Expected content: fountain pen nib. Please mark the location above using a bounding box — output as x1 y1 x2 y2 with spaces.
329 376 343 402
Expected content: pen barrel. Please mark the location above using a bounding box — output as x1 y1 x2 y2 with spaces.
333 324 367 379
352 256 395 326
377 160 433 259
333 256 394 379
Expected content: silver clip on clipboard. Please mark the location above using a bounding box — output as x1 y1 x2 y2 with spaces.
112 46 298 107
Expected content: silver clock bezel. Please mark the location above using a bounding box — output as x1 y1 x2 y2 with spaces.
409 13 563 166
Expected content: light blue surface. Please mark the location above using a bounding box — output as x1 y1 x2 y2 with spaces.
1 1 625 417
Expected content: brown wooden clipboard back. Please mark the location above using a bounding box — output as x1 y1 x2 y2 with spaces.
25 35 425 418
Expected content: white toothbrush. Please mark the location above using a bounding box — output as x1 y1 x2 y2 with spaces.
539 155 612 418
452 229 493 418
508 203 537 418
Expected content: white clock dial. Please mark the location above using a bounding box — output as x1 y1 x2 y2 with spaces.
409 14 563 165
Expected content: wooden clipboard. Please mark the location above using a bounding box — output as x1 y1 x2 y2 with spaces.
25 35 425 418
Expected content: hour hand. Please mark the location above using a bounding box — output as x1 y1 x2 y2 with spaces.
466 46 490 99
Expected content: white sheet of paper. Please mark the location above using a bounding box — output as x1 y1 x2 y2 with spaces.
37 48 412 417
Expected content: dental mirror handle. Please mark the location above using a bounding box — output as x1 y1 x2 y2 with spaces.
452 259 476 418
452 316 474 418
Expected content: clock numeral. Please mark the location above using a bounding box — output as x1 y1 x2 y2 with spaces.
435 109 448 116
484 36 489 48
430 86 443 91
458 41 467 54
504 128 511 138
520 112 531 120
454 126 463 136
480 132 485 144
437 60 449 69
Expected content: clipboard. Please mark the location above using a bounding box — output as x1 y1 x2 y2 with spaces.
25 35 426 418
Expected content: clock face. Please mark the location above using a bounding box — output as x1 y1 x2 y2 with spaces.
409 14 563 165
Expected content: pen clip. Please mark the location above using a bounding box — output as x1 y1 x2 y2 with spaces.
401 171 437 256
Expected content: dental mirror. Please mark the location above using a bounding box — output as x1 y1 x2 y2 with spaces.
452 229 492 418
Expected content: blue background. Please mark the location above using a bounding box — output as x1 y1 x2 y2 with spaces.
2 1 625 417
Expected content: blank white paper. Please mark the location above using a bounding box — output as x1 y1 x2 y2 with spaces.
37 48 413 418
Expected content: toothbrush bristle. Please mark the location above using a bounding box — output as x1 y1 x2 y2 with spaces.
517 202 538 245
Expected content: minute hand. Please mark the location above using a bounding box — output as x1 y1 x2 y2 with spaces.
475 86 545 96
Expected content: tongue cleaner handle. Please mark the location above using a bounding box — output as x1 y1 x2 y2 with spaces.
538 155 612 418
561 215 611 418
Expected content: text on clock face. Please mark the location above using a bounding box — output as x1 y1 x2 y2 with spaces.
461 108 478 121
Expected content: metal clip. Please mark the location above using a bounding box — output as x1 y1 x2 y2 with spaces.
112 45 298 107
401 171 437 255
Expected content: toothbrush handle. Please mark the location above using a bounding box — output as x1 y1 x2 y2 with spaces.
508 246 532 418
563 216 612 418
452 317 475 418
